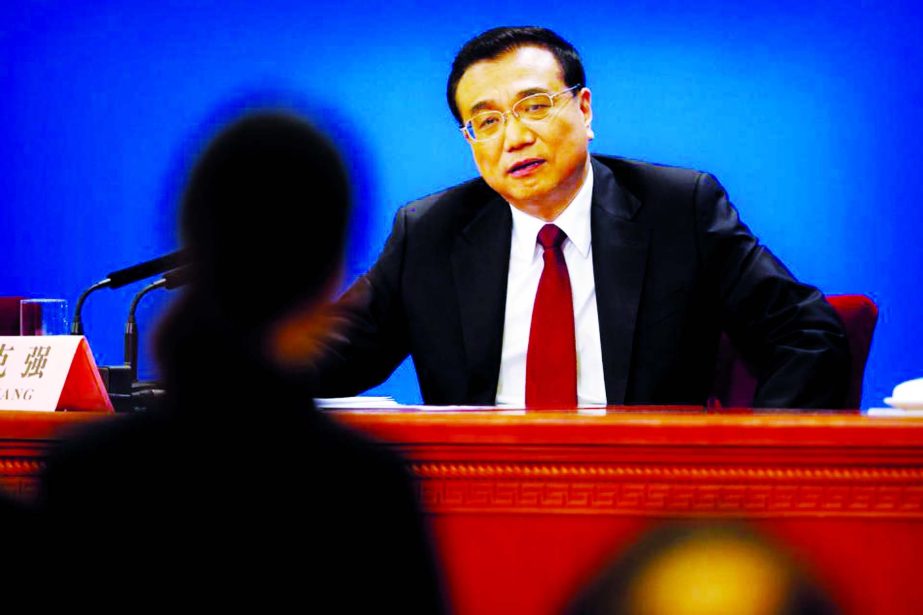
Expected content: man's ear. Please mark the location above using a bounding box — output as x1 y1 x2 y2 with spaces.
580 87 594 141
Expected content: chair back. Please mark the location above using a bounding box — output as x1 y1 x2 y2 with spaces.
709 294 878 409
0 297 22 335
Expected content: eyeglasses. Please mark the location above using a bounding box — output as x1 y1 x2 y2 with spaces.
460 84 583 142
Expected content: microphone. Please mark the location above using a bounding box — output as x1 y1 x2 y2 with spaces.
124 266 191 382
71 250 188 335
162 264 193 290
107 250 188 290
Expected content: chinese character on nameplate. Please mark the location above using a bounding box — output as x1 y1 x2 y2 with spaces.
20 345 52 379
0 343 13 378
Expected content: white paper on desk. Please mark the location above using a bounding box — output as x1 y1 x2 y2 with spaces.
866 407 923 417
315 396 400 408
880 377 923 411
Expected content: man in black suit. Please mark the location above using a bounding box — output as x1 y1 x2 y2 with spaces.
314 26 848 408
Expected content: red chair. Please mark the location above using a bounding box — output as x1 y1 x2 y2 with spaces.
709 294 878 409
0 297 22 335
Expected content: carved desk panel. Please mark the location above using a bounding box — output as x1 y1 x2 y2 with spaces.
332 409 923 615
2 408 921 615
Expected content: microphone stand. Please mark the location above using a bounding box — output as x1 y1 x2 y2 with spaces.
71 279 111 335
122 266 191 412
70 249 187 336
125 279 167 382
70 252 188 410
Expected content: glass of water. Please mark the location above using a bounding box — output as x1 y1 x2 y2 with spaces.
20 298 69 335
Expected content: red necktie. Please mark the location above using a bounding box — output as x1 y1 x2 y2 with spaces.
525 224 577 408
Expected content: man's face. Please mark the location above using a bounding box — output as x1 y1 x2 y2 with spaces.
454 45 593 219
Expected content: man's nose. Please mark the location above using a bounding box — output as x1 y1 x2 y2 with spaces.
503 113 536 151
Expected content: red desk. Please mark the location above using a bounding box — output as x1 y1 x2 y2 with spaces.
2 408 921 615
0 410 111 501
331 408 923 615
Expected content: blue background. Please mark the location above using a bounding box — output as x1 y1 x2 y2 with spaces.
2 1 920 408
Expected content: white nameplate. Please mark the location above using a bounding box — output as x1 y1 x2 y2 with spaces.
0 336 112 412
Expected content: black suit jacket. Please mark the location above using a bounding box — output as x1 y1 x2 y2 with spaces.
316 156 849 408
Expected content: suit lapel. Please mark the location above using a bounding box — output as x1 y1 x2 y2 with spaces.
591 158 649 404
451 196 512 404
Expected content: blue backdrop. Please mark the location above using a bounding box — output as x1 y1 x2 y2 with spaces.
2 1 920 408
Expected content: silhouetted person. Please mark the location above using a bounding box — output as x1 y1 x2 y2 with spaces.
565 522 839 615
39 112 445 612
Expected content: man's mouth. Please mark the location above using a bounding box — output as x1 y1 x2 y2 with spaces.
507 159 545 177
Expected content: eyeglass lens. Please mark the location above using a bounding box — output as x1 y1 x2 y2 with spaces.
466 93 556 141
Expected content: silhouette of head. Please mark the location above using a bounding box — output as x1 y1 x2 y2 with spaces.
179 111 350 332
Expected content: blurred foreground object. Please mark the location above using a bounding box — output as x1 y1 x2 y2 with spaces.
38 110 444 611
567 522 839 615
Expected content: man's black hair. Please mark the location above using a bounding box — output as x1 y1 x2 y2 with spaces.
446 26 586 125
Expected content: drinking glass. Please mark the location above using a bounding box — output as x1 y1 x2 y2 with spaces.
20 298 69 335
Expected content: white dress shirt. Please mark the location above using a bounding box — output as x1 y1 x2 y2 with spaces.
495 165 607 406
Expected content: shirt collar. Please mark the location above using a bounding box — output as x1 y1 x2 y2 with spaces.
508 162 594 261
